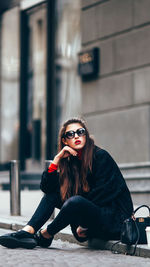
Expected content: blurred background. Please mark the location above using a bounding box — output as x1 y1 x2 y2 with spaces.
0 0 150 205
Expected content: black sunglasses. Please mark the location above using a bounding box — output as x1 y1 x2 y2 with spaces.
64 128 86 139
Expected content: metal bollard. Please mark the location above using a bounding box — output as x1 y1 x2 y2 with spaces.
10 160 21 216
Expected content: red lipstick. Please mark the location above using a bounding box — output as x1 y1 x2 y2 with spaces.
75 140 81 145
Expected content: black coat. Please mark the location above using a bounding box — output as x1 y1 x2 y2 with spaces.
40 146 133 220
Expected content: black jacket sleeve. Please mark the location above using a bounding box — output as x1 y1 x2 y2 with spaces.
40 168 60 194
87 149 130 207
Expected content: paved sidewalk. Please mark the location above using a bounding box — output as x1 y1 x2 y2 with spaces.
1 229 150 267
0 190 150 258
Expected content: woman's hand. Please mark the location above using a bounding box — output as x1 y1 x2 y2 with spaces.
53 146 77 165
76 226 88 238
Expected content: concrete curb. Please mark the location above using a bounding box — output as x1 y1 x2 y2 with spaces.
0 217 150 258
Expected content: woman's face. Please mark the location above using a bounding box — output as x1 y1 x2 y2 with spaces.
63 123 86 151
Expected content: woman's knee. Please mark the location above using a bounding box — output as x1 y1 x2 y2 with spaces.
62 195 86 212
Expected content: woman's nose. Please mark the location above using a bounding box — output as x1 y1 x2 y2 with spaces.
74 133 79 138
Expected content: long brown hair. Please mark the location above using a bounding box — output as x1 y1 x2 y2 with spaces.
58 118 94 201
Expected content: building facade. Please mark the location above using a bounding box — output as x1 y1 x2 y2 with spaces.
0 0 81 171
81 0 150 163
0 0 150 172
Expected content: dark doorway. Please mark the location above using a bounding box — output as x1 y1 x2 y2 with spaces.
19 3 47 171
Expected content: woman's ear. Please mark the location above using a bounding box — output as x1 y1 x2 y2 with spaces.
62 138 68 145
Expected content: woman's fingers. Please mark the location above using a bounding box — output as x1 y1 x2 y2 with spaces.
53 146 78 163
76 226 87 238
63 146 77 157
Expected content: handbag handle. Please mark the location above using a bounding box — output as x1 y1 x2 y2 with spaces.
133 204 150 216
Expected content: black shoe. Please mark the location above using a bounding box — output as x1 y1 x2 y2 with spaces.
0 230 37 249
36 230 53 248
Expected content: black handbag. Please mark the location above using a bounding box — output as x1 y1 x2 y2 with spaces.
111 205 150 255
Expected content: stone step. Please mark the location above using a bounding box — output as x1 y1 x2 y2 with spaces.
119 162 150 205
125 179 150 192
124 173 150 180
119 161 150 175
118 163 150 204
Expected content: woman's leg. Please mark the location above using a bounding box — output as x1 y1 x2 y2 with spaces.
0 192 63 249
44 195 119 240
24 192 63 233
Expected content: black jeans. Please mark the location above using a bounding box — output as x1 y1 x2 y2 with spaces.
27 193 121 242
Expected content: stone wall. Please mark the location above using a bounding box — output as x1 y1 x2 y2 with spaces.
81 0 150 163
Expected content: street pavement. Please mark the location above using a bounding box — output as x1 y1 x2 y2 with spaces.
1 228 150 267
1 190 150 264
